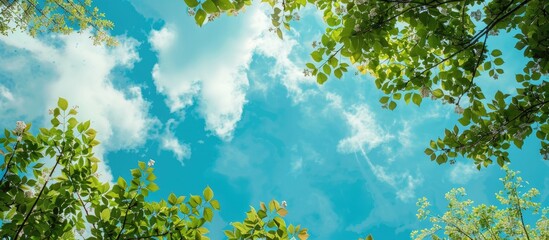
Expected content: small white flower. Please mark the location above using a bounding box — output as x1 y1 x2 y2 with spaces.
454 104 464 114
293 12 300 21
187 8 195 16
471 9 482 21
438 7 448 16
24 190 34 198
17 136 22 142
15 121 26 135
148 159 156 167
281 200 287 208
369 9 377 18
488 29 499 36
354 24 361 32
420 86 430 98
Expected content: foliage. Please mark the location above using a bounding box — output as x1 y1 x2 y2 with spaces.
0 0 116 45
182 0 549 168
0 98 303 239
224 200 310 240
411 166 548 239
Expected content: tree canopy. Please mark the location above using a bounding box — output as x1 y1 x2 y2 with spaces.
183 0 549 169
412 166 548 239
0 98 308 240
0 0 116 45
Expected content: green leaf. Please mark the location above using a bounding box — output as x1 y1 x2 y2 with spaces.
412 93 422 106
494 58 504 66
491 49 502 57
117 177 127 189
131 169 141 178
147 182 160 192
169 193 177 205
195 9 207 26
432 89 443 98
203 207 214 222
203 186 214 201
138 161 146 170
388 101 397 110
276 28 283 39
322 64 331 75
184 0 200 8
334 68 343 79
202 0 218 13
210 199 220 210
58 97 68 111
216 0 234 10
306 63 316 69
311 51 322 62
100 208 110 221
317 72 328 84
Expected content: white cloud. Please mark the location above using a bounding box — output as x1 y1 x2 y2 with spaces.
0 30 156 182
337 104 394 153
141 2 316 141
449 162 479 184
160 119 191 165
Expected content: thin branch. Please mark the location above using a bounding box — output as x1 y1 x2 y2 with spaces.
13 142 64 240
0 141 19 183
115 190 140 240
457 32 489 105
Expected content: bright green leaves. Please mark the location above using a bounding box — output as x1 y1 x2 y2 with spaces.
184 0 200 8
317 72 328 84
225 199 307 240
195 9 207 26
57 97 68 111
413 167 548 239
432 89 444 98
311 50 322 62
203 186 214 201
0 0 117 46
494 57 504 66
100 208 111 221
216 0 235 11
174 0 549 169
202 0 218 13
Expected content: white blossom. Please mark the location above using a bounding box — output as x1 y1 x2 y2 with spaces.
15 121 26 135
438 7 448 16
420 86 430 98
471 9 482 21
25 190 35 198
354 24 361 32
369 9 377 18
281 200 287 208
17 136 22 142
187 8 195 16
148 159 156 167
454 104 464 114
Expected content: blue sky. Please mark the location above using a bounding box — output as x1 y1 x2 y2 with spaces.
0 0 548 239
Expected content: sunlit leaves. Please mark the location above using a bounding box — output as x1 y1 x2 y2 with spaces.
179 0 549 168
195 9 207 26
0 99 233 239
412 167 548 239
184 0 200 8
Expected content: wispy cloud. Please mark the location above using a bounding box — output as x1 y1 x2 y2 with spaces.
159 119 191 165
449 162 479 184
